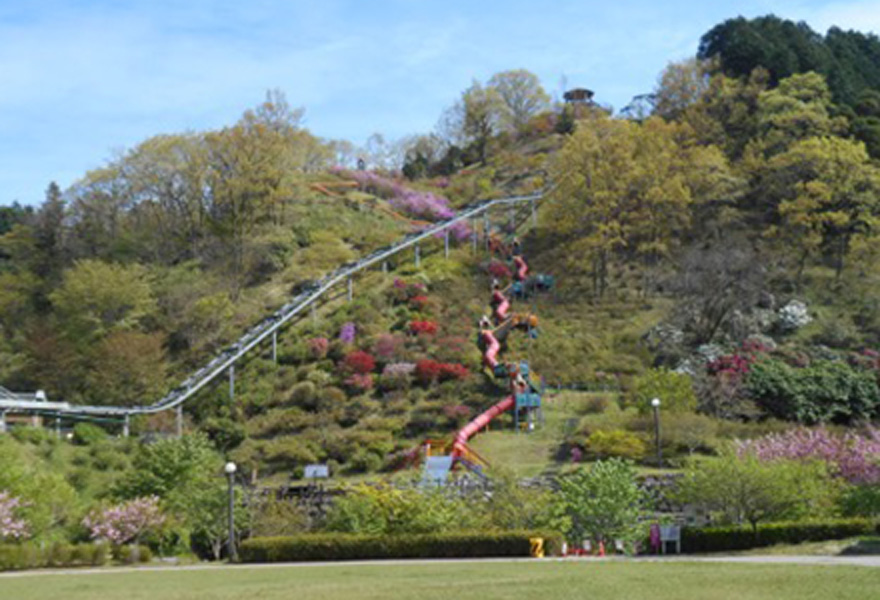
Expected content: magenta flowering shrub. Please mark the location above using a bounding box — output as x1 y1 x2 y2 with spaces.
0 492 29 541
707 354 752 379
342 169 470 238
339 322 356 345
82 496 165 545
737 427 880 484
308 337 330 359
373 334 404 362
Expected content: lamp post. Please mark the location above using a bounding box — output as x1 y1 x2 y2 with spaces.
224 461 237 562
651 398 662 468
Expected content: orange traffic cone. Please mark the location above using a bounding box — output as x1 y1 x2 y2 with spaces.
598 541 605 557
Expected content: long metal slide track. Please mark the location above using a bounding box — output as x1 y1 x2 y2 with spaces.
0 192 543 420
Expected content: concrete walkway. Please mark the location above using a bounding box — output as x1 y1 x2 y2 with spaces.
1 554 879 579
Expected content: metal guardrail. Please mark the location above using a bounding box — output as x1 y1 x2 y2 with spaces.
0 192 543 418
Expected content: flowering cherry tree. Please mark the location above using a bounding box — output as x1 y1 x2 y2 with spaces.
82 496 165 545
737 427 880 484
0 492 29 541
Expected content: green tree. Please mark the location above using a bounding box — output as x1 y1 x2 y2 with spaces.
677 452 841 535
553 459 647 548
85 330 168 406
631 368 696 414
113 434 222 512
654 58 711 121
0 437 80 541
754 72 844 156
549 114 732 296
766 136 880 278
440 81 504 164
49 259 156 342
487 69 550 133
325 482 476 535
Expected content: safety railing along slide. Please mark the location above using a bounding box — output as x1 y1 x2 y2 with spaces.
0 191 545 435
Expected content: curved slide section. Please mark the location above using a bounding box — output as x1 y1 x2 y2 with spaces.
451 395 515 459
513 255 528 281
491 289 510 323
480 329 501 369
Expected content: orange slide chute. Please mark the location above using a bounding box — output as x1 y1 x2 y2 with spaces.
451 395 515 459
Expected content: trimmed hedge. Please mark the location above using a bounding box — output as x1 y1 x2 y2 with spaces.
0 542 109 571
241 531 563 562
682 519 877 553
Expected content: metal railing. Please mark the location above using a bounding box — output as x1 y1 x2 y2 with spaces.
0 192 543 419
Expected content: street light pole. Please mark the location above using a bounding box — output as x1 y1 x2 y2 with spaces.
651 398 662 468
224 461 237 562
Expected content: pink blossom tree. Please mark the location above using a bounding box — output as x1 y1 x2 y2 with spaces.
0 492 29 541
82 496 165 546
737 427 880 484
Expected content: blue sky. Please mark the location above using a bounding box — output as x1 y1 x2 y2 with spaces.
2 0 879 205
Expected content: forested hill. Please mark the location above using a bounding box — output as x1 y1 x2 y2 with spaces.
1 14 880 481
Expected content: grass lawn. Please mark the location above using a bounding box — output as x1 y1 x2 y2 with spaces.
2 560 876 600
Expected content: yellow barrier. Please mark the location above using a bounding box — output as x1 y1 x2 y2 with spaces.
529 537 544 558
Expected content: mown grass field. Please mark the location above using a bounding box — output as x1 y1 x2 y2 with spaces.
1 560 876 600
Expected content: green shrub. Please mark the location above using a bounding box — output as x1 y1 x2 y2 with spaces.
289 381 318 409
581 395 611 414
112 544 152 564
240 531 563 562
0 543 109 571
47 542 73 567
630 368 696 414
584 430 646 460
72 422 108 445
839 485 880 518
681 519 877 553
745 359 880 424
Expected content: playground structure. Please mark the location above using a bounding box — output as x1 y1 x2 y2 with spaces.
420 246 553 486
0 192 544 439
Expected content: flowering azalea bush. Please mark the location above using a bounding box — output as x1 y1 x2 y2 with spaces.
487 260 512 280
82 496 165 545
308 337 330 359
414 359 468 385
707 354 752 379
409 295 430 311
737 427 880 484
0 492 29 541
380 362 416 390
343 350 376 375
344 170 468 239
339 322 357 345
344 373 374 392
438 363 469 382
415 359 444 385
373 333 404 362
389 279 428 304
410 320 439 336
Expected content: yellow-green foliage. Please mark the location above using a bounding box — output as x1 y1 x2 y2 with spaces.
630 368 697 414
584 430 647 460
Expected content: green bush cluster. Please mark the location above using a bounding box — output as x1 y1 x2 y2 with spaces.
745 359 880 424
0 543 109 571
111 544 153 564
240 531 563 562
681 519 877 553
